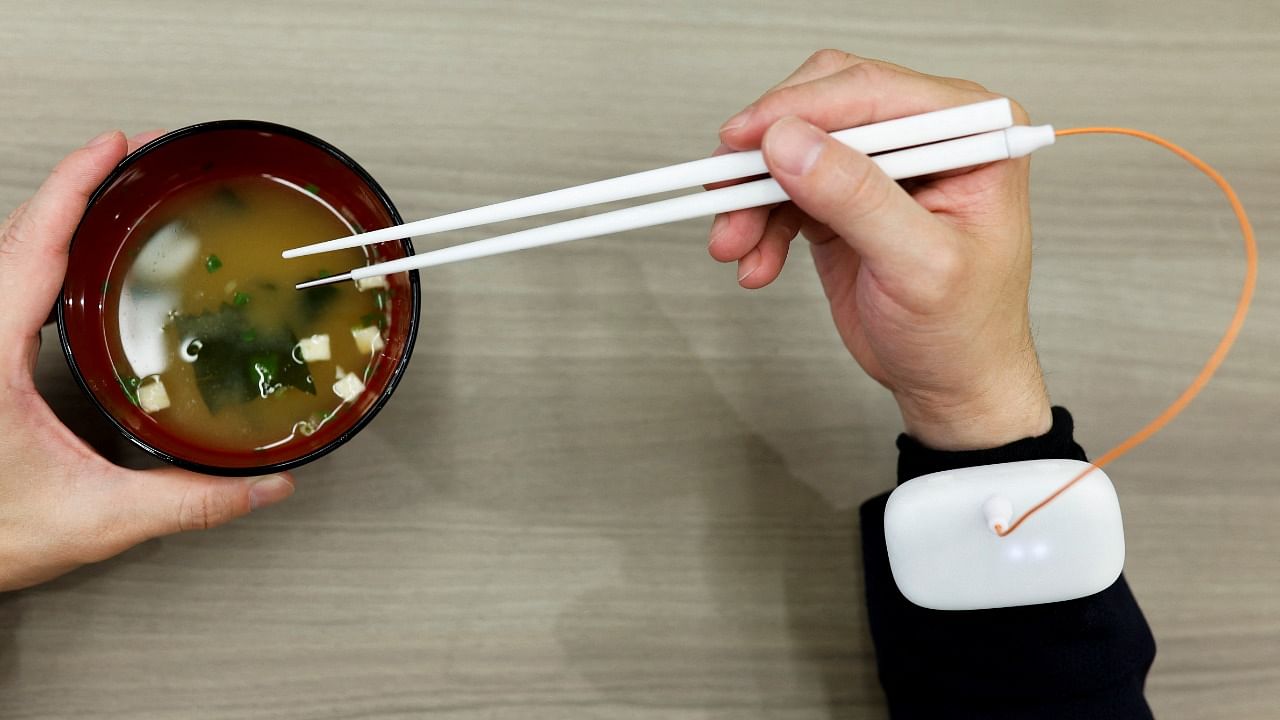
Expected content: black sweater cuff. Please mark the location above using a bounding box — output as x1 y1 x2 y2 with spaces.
861 406 1156 719
895 406 1085 484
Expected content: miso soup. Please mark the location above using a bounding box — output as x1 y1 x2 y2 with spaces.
104 176 391 452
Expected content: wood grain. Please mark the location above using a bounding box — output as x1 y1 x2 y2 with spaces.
2 1 1277 717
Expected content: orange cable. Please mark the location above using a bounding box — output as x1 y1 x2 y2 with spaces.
994 127 1258 536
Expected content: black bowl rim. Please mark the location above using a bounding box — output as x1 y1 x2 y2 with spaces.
56 120 421 477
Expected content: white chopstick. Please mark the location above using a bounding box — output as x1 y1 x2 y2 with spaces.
284 98 1015 259
296 124 1055 289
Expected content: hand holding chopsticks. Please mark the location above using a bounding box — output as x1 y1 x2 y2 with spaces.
289 99 1054 289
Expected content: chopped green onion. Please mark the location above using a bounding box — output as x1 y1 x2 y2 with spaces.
233 291 251 306
205 254 223 273
117 373 141 406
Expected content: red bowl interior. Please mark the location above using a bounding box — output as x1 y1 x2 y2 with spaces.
59 121 420 475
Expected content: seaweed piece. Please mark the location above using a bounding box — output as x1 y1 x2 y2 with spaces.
174 304 315 413
269 344 314 397
359 312 388 331
297 272 339 322
117 373 141 407
186 338 253 412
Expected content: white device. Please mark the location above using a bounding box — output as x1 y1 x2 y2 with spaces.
883 459 1125 611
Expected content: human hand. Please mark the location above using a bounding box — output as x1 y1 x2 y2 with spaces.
709 51 1052 450
0 130 295 592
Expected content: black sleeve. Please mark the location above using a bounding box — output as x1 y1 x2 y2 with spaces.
860 407 1157 719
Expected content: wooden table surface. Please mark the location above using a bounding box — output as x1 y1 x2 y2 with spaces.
2 1 1277 717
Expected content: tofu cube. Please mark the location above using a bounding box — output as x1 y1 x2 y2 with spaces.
355 275 389 291
138 378 170 413
296 334 331 362
332 372 365 402
352 325 385 354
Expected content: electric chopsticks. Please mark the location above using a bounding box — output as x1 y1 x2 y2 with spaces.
288 99 1054 289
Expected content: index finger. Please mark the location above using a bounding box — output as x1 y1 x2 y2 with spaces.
718 62 998 151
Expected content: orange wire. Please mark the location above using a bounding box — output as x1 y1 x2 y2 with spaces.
993 127 1258 536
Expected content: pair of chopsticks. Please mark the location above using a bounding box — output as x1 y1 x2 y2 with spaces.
289 99 1054 289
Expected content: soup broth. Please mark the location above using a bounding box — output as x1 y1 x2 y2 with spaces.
105 176 389 452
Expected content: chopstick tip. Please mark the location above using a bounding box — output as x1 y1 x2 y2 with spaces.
295 272 353 291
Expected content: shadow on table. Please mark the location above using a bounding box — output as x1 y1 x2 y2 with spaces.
554 429 884 718
550 266 887 718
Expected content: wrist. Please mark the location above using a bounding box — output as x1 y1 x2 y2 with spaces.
894 368 1052 451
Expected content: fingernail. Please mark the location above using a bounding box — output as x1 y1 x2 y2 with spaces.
249 475 294 510
766 117 826 176
738 250 762 283
85 130 119 148
719 107 754 135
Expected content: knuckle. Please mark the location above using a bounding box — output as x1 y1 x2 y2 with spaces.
176 487 237 532
805 48 851 73
770 205 805 241
836 155 892 221
0 206 29 258
3 200 27 228
770 217 801 243
842 60 896 91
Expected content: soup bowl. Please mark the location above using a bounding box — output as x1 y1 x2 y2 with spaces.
58 121 420 476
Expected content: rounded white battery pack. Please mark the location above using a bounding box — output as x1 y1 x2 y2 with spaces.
883 459 1125 610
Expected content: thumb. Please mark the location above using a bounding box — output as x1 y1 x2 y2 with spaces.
0 131 128 341
114 468 295 542
761 117 950 286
